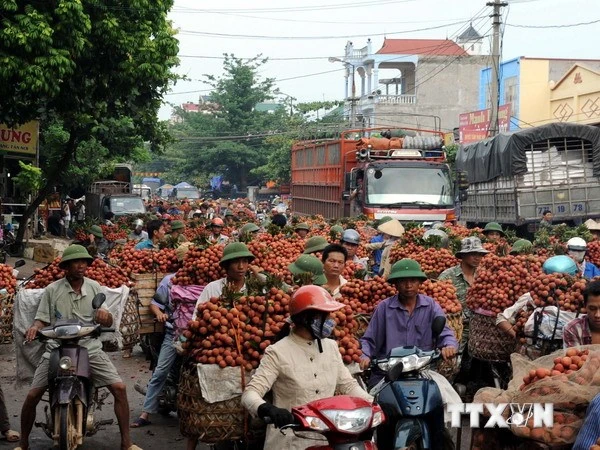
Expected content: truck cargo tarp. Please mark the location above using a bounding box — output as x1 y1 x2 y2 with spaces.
456 123 600 183
175 182 193 188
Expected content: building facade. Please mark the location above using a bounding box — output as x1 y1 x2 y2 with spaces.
479 57 600 130
336 38 489 132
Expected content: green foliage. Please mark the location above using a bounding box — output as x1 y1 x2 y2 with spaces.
12 161 43 194
0 0 180 242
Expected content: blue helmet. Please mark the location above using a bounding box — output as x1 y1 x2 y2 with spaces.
542 255 578 276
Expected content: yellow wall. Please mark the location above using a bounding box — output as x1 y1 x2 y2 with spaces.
519 59 551 126
549 66 600 126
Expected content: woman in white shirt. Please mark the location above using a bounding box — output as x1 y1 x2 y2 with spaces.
241 285 372 450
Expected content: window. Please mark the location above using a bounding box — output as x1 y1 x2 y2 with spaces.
504 76 518 107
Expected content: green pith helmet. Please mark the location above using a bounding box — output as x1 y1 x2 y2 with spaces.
510 239 533 255
330 225 344 234
89 225 103 238
303 236 329 254
59 244 94 269
288 254 327 285
387 258 427 281
294 222 310 231
219 242 255 267
240 223 260 234
170 220 185 231
483 222 505 235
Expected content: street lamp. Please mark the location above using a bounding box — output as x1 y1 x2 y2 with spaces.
329 57 356 127
273 88 296 117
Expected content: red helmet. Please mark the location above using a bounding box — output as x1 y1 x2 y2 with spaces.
290 285 344 316
162 214 172 221
211 218 224 227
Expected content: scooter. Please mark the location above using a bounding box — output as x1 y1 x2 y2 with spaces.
369 316 455 450
275 395 385 449
34 293 115 450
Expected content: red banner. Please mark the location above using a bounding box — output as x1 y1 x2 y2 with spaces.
459 104 511 144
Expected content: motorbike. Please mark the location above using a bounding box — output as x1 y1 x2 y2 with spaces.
34 293 115 450
273 395 384 450
369 316 455 450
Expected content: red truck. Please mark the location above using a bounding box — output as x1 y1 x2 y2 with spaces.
291 127 464 222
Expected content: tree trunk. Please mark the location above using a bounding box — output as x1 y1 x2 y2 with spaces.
15 132 78 245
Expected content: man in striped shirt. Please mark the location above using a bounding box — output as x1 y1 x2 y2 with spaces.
573 394 600 450
563 280 600 348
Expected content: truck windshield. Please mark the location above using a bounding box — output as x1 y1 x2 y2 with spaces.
365 166 454 206
176 189 200 199
110 197 146 214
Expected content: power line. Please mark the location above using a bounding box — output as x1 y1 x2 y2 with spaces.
506 18 600 28
172 0 416 14
178 20 468 40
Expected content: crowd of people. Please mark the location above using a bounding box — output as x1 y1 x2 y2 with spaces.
9 194 600 449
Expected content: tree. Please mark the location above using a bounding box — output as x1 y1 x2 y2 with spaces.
0 0 179 244
167 55 289 190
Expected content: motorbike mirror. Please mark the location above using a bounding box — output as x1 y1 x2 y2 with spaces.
386 362 404 382
14 259 26 268
92 293 106 310
432 316 446 338
152 291 168 306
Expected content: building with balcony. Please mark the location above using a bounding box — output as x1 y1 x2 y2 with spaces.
478 57 600 130
335 38 489 132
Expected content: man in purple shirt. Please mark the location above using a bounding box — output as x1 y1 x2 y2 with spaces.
359 258 458 372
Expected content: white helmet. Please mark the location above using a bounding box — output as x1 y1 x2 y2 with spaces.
567 237 587 252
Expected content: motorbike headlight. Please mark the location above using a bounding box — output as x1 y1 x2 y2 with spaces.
305 416 329 431
372 410 385 428
55 325 81 338
59 356 73 371
322 407 373 434
399 354 432 372
377 357 402 372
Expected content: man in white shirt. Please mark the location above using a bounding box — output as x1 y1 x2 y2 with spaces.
187 242 256 450
191 242 255 318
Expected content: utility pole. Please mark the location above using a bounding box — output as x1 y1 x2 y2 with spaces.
487 0 507 137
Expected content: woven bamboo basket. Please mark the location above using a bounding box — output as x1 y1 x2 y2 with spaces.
468 311 516 362
177 362 246 443
0 294 14 345
446 311 463 343
120 293 140 350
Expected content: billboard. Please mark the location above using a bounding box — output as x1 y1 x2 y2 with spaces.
459 105 511 144
0 121 39 155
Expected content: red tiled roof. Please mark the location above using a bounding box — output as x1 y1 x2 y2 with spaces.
377 39 468 56
182 102 200 112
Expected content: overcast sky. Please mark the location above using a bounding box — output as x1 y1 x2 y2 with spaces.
160 0 599 119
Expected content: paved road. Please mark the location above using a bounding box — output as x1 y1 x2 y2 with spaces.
1 255 476 449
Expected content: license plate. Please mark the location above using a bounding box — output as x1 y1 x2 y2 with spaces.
538 203 586 215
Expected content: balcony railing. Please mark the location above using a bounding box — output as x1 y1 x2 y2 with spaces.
378 94 417 105
358 94 417 110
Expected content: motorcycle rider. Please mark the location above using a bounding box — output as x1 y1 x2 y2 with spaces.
566 237 600 279
134 219 165 250
241 285 372 450
186 243 256 450
128 218 148 242
207 218 229 245
321 244 349 299
563 278 600 347
482 222 505 242
359 259 458 380
293 222 310 239
131 244 192 428
340 229 369 270
86 224 110 257
17 245 140 450
496 255 579 357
